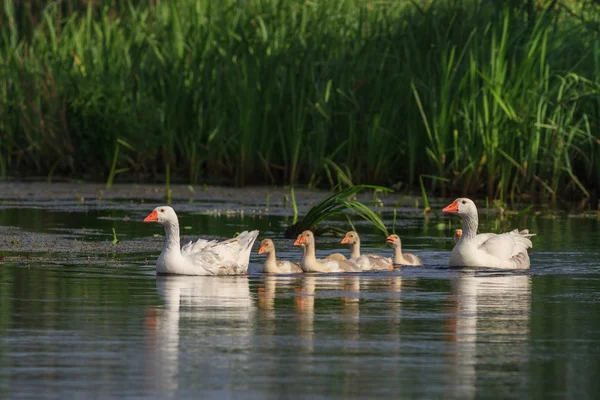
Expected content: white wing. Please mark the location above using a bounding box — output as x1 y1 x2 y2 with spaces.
479 230 534 261
180 230 260 274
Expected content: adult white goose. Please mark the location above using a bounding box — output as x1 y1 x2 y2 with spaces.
386 234 423 266
294 230 361 273
442 198 535 269
258 238 303 274
143 206 259 275
341 231 391 271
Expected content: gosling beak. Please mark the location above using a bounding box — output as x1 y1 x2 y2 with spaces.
454 229 463 242
293 236 306 246
442 200 459 214
340 235 350 244
143 210 158 223
258 245 266 254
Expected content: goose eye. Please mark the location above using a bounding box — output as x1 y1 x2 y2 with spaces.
160 208 165 212
461 201 466 205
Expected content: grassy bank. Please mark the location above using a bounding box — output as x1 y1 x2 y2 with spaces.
1 0 600 202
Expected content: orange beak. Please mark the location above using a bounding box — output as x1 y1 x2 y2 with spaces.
293 236 306 246
258 245 266 254
143 210 158 223
386 235 394 243
442 200 459 214
341 235 350 244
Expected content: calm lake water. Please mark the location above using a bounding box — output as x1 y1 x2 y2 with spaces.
1 183 600 399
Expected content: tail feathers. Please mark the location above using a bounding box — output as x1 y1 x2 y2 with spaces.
513 235 534 249
517 229 537 238
237 230 260 248
509 228 536 248
236 230 260 270
509 248 531 269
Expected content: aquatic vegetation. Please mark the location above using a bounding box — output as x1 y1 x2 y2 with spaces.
284 184 392 238
106 139 135 189
1 0 600 202
290 187 299 225
111 228 118 245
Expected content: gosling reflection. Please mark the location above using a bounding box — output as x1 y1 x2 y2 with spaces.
386 276 402 334
446 271 531 399
257 275 277 314
292 275 364 350
257 275 300 337
145 276 254 396
341 276 361 341
294 275 316 352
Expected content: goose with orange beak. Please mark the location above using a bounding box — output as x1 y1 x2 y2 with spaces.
442 198 535 269
257 238 303 274
143 205 259 275
294 230 361 273
340 231 391 270
386 234 423 267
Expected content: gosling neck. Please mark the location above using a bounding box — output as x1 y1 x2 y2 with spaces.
350 239 361 259
303 240 317 263
264 250 279 273
393 242 403 265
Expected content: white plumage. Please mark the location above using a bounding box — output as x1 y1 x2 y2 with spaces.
144 206 259 275
443 198 535 269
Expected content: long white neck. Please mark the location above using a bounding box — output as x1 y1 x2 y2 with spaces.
163 220 181 252
460 211 479 241
351 240 361 259
393 242 403 265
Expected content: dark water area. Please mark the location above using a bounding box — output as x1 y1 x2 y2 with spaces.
1 183 600 399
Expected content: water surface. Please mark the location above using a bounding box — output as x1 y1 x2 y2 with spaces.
1 183 600 399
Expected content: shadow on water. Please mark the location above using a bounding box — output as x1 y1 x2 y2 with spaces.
1 184 600 398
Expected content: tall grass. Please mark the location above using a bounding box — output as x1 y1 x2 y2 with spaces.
1 0 600 202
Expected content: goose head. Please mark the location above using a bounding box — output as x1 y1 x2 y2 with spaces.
340 231 359 245
386 234 401 248
143 206 178 225
258 239 275 254
442 198 477 217
293 230 314 247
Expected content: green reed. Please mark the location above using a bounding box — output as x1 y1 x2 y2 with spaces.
1 0 600 202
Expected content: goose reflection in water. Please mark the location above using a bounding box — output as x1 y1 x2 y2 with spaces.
445 271 531 399
145 276 254 397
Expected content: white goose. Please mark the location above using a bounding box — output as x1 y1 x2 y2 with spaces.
442 198 535 269
294 230 362 273
341 231 391 270
143 206 259 275
258 238 303 274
